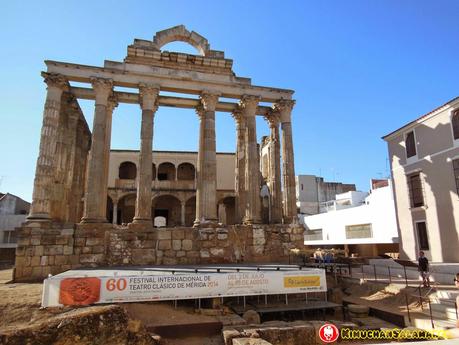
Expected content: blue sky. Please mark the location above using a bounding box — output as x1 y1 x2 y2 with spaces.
1 1 458 201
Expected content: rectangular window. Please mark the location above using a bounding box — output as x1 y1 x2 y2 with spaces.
2 231 17 244
407 173 424 207
405 131 416 158
345 224 372 239
416 222 429 250
304 229 323 241
453 159 459 195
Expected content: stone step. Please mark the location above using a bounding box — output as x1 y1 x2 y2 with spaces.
429 304 458 321
414 315 456 330
436 290 459 300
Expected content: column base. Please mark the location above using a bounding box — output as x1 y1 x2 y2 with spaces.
80 217 108 224
193 218 219 228
27 213 51 221
132 217 152 225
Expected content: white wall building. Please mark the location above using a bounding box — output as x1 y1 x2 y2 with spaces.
296 174 356 215
300 180 399 257
0 193 30 262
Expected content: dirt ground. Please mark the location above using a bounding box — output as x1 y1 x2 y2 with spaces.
0 268 53 330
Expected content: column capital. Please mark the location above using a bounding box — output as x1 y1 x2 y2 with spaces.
200 91 220 111
139 83 159 111
41 72 69 90
239 95 260 116
264 110 280 128
231 106 245 126
91 77 113 106
273 99 295 123
107 94 119 113
195 104 205 119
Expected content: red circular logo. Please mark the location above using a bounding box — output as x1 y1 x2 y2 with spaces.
319 323 339 343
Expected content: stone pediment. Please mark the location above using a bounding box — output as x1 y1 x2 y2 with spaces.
125 25 234 75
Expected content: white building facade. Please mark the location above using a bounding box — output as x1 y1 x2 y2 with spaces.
0 193 30 263
300 181 399 257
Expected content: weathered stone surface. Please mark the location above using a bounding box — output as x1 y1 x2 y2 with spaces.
172 239 181 251
242 310 261 325
182 239 193 251
158 240 172 250
233 338 272 345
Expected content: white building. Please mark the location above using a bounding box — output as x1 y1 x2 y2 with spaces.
0 193 30 263
295 175 356 215
300 180 399 257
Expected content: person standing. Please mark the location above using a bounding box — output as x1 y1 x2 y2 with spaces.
418 251 430 288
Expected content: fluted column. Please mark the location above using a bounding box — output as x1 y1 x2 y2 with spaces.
240 95 262 224
274 99 297 224
232 108 246 224
194 92 219 226
101 95 118 219
28 73 68 220
265 113 282 223
81 78 113 223
133 84 159 224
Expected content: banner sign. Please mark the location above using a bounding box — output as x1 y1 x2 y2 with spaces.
42 268 326 307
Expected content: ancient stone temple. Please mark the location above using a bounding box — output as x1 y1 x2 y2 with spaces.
15 26 304 281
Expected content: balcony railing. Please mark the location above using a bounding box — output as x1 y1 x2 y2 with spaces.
114 179 196 190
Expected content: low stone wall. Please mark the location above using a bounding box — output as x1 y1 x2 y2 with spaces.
14 222 304 281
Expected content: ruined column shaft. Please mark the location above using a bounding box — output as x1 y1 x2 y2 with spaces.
101 97 117 219
281 121 296 223
269 121 282 223
240 95 261 224
133 85 158 224
28 73 67 220
234 112 246 224
133 108 154 222
194 110 205 225
82 78 113 223
194 92 219 225
273 99 296 223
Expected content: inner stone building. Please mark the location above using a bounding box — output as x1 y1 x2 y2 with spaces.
15 26 304 281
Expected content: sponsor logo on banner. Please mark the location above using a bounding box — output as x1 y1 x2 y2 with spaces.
59 277 101 305
283 275 321 288
319 323 339 343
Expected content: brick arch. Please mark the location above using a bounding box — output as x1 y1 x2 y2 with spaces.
152 25 210 56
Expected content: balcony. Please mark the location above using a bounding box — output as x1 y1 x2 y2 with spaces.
114 179 196 190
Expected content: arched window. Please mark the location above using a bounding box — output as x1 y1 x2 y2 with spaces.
119 162 137 179
452 109 459 140
157 162 176 181
177 163 195 180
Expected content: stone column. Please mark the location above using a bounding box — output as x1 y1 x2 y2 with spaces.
28 73 68 220
240 95 262 224
133 84 159 224
194 92 219 226
232 108 246 224
101 95 118 218
274 99 297 224
265 113 282 223
112 200 118 225
81 78 113 223
180 201 186 226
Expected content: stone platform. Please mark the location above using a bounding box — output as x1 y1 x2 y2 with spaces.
14 222 304 281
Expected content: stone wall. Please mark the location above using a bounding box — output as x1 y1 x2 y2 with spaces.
14 223 304 281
